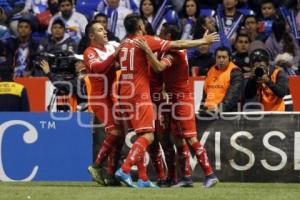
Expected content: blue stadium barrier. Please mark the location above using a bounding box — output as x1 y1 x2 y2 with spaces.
0 112 93 181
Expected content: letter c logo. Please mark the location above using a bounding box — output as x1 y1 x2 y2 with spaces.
0 120 39 181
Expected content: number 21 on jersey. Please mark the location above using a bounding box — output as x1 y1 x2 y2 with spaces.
120 48 134 71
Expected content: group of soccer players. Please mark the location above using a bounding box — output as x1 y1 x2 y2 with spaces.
83 13 220 188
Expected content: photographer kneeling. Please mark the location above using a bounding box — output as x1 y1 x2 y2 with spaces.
244 49 289 111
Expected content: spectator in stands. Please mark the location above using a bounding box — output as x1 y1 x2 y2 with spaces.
0 6 11 40
265 16 300 70
96 0 132 40
199 46 243 112
180 0 200 39
36 18 77 76
232 33 251 77
0 0 25 35
139 0 157 24
244 48 289 111
0 64 30 111
243 15 267 42
35 0 60 30
94 13 120 42
257 0 277 39
48 0 88 44
189 42 215 76
97 0 139 13
10 0 48 32
0 40 7 63
215 0 244 43
194 15 231 53
5 18 38 77
274 53 299 76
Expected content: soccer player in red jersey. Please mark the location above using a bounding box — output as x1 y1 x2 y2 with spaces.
115 14 219 188
83 21 124 186
134 23 219 188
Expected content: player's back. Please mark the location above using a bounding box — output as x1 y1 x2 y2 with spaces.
163 50 190 94
119 35 170 99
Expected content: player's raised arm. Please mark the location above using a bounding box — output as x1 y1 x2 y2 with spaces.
134 38 172 72
168 30 220 49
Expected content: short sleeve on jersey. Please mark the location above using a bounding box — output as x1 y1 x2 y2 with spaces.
144 35 171 52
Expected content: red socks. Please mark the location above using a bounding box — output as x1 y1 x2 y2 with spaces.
121 137 150 174
95 134 119 166
191 141 213 176
177 143 191 177
136 152 148 181
149 141 166 180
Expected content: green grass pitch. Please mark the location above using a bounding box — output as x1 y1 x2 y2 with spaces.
1 182 300 200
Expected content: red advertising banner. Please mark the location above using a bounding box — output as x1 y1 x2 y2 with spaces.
15 76 300 112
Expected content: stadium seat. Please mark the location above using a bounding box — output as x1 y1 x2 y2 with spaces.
237 8 254 16
199 9 215 17
76 0 99 19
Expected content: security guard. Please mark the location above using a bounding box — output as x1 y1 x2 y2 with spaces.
0 65 30 111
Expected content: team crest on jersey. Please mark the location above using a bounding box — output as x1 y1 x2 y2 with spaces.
88 53 95 59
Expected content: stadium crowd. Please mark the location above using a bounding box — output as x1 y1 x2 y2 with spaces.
0 0 297 188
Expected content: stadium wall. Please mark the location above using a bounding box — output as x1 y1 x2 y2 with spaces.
1 112 300 182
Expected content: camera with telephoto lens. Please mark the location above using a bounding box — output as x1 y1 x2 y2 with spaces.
254 66 266 78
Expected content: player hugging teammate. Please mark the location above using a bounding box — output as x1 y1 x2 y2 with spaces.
85 14 220 188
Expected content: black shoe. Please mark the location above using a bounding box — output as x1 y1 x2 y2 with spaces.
171 176 193 188
105 174 122 186
157 178 176 187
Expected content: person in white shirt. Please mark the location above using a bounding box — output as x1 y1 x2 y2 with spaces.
47 0 88 44
96 0 132 40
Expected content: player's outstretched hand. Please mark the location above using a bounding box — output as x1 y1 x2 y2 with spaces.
202 30 220 44
133 38 150 52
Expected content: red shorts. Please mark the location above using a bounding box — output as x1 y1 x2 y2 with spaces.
90 98 117 133
171 97 197 138
119 99 155 134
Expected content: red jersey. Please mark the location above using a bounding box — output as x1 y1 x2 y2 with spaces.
83 41 119 99
119 35 170 99
162 49 190 94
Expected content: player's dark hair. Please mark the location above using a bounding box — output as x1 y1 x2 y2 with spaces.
124 14 143 35
162 23 181 40
86 20 101 36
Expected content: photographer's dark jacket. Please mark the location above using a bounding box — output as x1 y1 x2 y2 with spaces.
37 34 77 55
202 62 244 112
244 66 288 111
